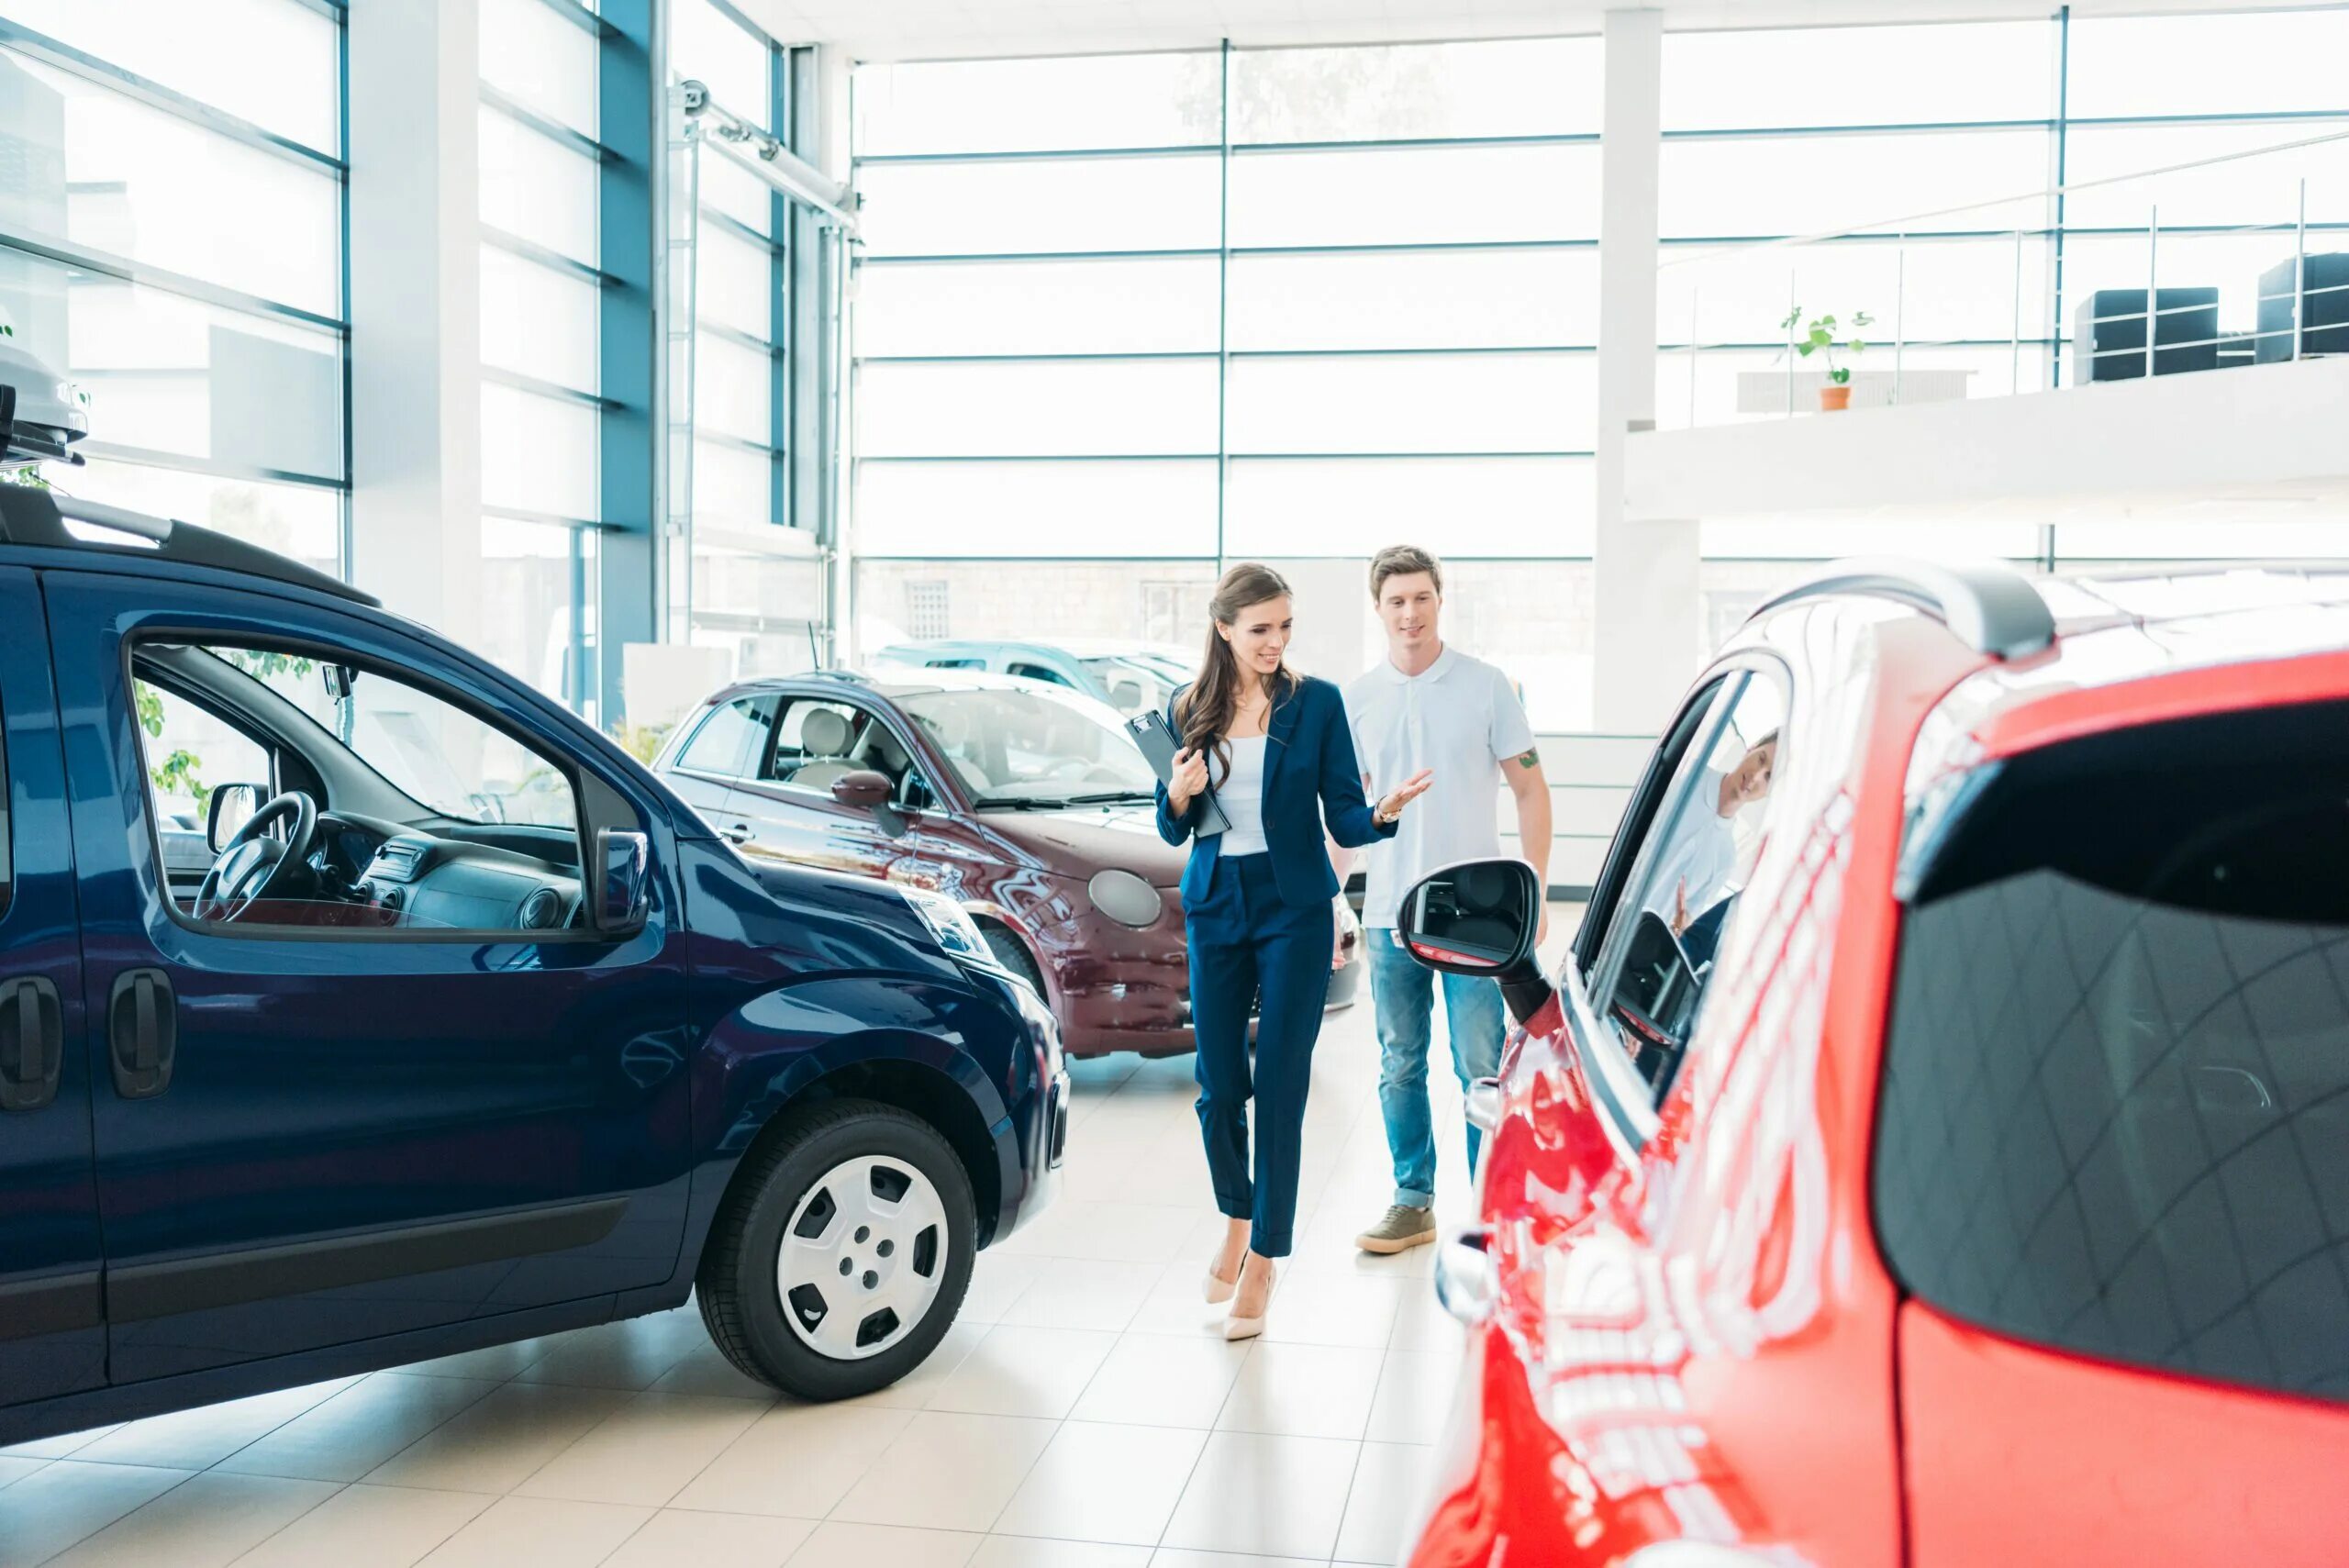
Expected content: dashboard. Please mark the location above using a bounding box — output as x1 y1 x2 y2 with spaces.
289 813 586 933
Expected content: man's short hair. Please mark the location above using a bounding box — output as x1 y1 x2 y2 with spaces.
1370 545 1443 601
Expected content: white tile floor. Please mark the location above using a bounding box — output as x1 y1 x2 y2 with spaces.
0 995 1493 1568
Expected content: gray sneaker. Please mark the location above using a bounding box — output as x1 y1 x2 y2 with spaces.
1355 1204 1437 1255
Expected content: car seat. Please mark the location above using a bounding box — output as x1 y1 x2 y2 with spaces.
791 706 858 792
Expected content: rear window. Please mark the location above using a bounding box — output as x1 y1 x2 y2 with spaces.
1876 704 2349 1405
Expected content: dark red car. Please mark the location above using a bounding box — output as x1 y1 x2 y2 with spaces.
1392 560 2349 1567
656 668 1361 1058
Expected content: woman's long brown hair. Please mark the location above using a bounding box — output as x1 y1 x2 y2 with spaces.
1174 562 1301 773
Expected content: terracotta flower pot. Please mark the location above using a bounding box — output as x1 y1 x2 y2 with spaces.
1819 384 1853 412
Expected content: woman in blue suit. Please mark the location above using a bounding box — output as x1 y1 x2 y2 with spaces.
1158 563 1433 1340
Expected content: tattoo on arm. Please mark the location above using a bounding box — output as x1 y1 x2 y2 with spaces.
1515 749 1542 770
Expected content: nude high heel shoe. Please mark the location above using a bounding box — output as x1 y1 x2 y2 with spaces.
1202 1263 1237 1305
1222 1262 1276 1340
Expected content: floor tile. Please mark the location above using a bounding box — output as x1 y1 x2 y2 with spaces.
990 1421 1208 1547
1068 1333 1251 1429
514 1392 766 1507
1 1426 120 1462
42 1471 337 1568
414 1495 653 1568
514 1312 710 1392
651 1343 787 1401
969 1540 1152 1568
0 1461 191 1568
784 1522 981 1568
398 1339 555 1382
603 1508 814 1567
924 1325 1119 1419
231 1483 495 1568
829 1411 1056 1533
216 1373 500 1483
1125 1264 1243 1340
958 1254 1043 1327
67 1381 352 1470
995 1201 1199 1264
1334 1442 1438 1565
997 1259 1165 1333
1215 1342 1385 1440
671 1402 916 1518
1148 1552 1323 1568
1159 1431 1361 1562
1365 1351 1457 1446
0 1457 44 1489
846 1321 989 1411
1253 1274 1408 1350
1386 1292 1469 1356
363 1383 634 1495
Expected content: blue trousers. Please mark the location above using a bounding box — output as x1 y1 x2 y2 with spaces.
1186 852 1334 1259
1368 927 1506 1207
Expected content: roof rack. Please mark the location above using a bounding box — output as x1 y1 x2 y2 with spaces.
0 484 379 609
1746 556 2054 660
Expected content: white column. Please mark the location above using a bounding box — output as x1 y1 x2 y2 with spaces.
346 0 481 645
1592 8 1697 734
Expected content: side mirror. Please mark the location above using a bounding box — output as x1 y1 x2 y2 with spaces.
1397 858 1553 1024
206 783 265 852
594 828 651 935
830 771 895 811
1609 910 1700 1075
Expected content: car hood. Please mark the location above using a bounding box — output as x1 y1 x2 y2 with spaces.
978 803 1185 886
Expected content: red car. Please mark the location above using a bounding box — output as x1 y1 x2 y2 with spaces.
1392 560 2349 1568
655 667 1361 1057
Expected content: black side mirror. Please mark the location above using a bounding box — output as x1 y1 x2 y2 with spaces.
594 828 651 935
206 783 265 853
1609 910 1701 1081
1397 858 1553 1024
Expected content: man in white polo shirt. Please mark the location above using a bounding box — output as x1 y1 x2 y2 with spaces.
1343 546 1553 1254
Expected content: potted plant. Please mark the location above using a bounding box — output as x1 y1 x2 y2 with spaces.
1779 306 1874 411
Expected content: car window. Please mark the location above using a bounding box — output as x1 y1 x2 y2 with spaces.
1008 662 1074 687
1583 670 1788 1098
130 639 586 935
763 698 871 791
677 695 778 779
897 685 1156 806
1079 656 1179 719
1877 701 2349 1407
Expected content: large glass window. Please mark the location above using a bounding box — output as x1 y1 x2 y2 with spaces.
1877 704 2349 1404
0 0 345 568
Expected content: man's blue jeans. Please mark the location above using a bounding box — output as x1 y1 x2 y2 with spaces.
1368 927 1506 1207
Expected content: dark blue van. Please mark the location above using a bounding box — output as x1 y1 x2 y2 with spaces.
0 484 1065 1444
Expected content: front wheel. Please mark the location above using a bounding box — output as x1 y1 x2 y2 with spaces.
696 1099 975 1400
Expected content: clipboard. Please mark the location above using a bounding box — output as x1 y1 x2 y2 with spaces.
1126 711 1232 837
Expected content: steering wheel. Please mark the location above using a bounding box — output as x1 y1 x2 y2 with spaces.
195 790 319 923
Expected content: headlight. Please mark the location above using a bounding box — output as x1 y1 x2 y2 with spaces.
1086 868 1163 929
897 885 988 962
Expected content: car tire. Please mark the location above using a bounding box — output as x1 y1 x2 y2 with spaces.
980 922 1047 1000
696 1098 975 1402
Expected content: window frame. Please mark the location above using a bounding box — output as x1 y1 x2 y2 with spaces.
672 693 782 783
122 629 607 946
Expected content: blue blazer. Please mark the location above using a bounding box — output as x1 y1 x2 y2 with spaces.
1154 674 1397 912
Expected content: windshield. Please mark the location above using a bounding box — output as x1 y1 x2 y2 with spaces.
1078 656 1182 719
897 686 1156 807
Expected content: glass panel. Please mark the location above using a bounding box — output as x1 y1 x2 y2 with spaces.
0 48 340 314
1437 559 1592 731
1664 234 2054 350
898 685 1157 806
856 459 1218 557
2068 11 2349 120
1230 38 1603 142
1230 249 1600 350
854 257 1219 356
0 0 340 152
694 329 772 445
1224 455 1595 557
480 245 599 392
855 559 1221 650
478 516 600 718
857 156 1220 257
696 222 775 339
481 0 599 137
2061 122 2349 232
696 148 773 238
857 359 1219 458
690 526 823 642
691 436 774 529
479 103 599 262
2054 519 2349 561
62 456 340 578
1662 128 2053 239
1228 353 1595 452
481 381 597 520
854 53 1219 155
1663 21 2056 131
1230 142 1600 248
670 0 771 125
0 251 343 479
1698 517 2044 561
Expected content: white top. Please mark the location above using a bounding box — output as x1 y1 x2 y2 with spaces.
1345 646 1539 928
1213 736 1270 857
1640 770 1738 927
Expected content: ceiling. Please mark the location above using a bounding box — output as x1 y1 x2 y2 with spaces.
742 0 2309 63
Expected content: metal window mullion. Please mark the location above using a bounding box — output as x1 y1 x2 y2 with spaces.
0 227 345 331
771 34 791 534
484 365 620 409
481 225 616 285
1216 38 1231 574
76 441 346 492
480 84 611 161
484 504 609 529
699 318 784 357
0 20 346 173
699 205 774 250
698 428 782 458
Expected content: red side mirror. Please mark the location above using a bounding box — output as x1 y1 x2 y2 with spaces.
831 771 894 810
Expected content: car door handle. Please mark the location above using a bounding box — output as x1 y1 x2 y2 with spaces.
719 823 752 846
108 968 178 1100
0 976 62 1113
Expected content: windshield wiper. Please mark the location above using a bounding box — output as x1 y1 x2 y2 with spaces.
973 796 1052 810
1061 790 1157 806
